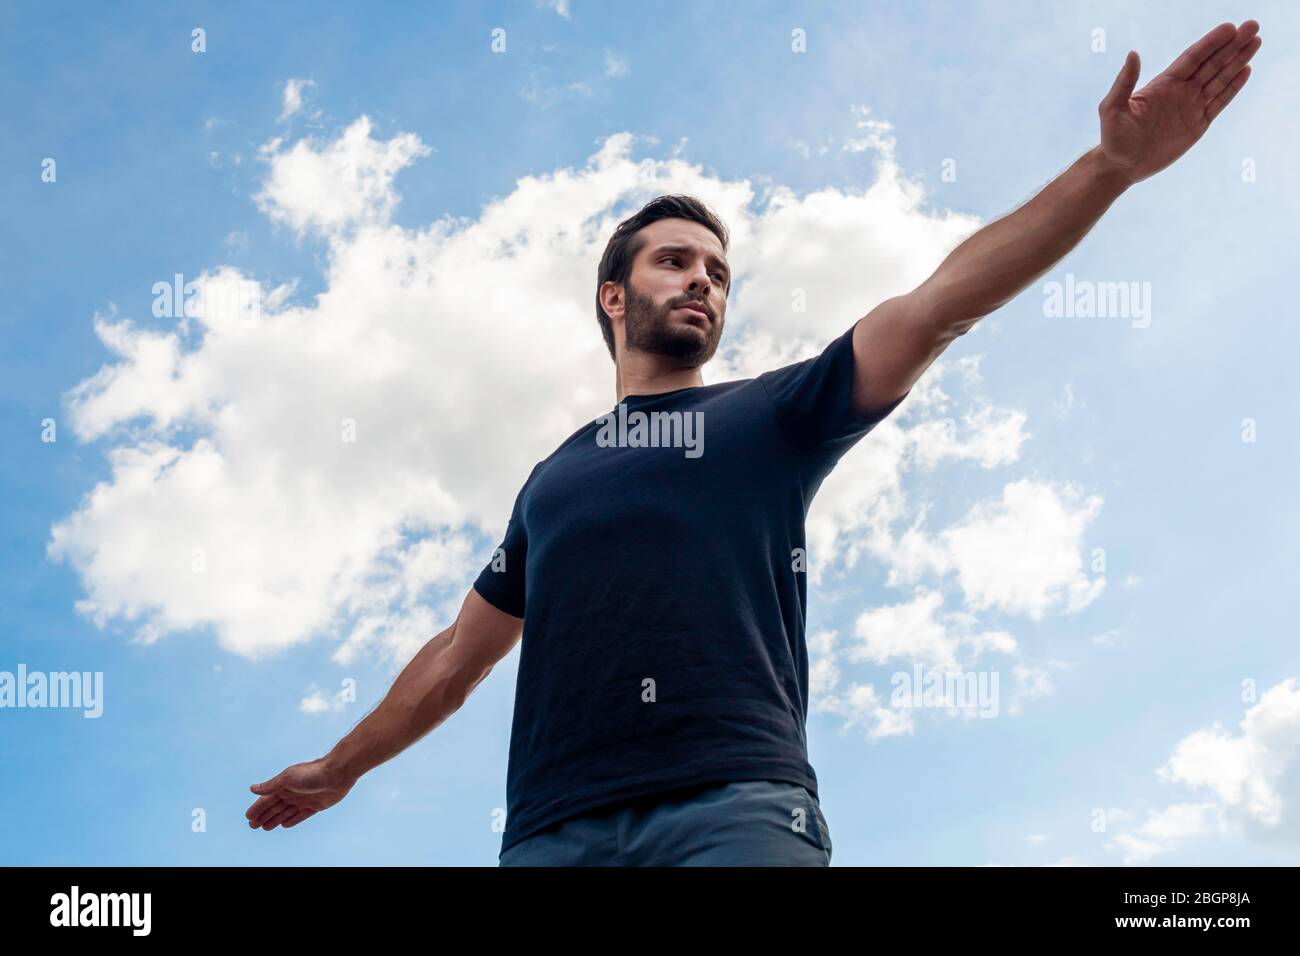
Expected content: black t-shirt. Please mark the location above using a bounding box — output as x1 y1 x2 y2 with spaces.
473 323 907 855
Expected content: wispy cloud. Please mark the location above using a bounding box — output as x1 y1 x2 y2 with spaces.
520 69 594 108
537 0 572 18
604 50 628 77
277 77 317 123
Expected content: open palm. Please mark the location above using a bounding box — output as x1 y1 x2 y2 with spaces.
1100 20 1260 185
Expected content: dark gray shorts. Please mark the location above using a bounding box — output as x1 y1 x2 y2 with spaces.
498 779 833 866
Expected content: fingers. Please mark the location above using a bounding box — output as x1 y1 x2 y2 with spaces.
282 809 317 829
246 790 284 821
279 810 305 828
248 797 288 828
260 805 298 831
1205 65 1250 123
247 768 323 830
1201 34 1261 101
246 774 290 823
1165 21 1238 80
247 793 319 830
1190 20 1260 89
1101 50 1140 111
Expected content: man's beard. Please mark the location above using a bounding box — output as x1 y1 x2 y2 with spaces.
622 279 723 367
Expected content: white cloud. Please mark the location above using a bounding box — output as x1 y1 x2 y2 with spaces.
1107 678 1300 863
811 629 918 740
1161 678 1300 830
848 587 1016 673
812 589 1041 737
1052 381 1082 419
1108 801 1225 865
807 464 1097 732
300 686 344 714
842 105 896 159
253 115 431 238
789 138 834 161
911 398 1030 473
813 653 917 741
603 50 628 77
808 628 842 700
277 78 316 123
1006 660 1070 716
887 479 1105 620
520 70 593 108
784 354 1031 594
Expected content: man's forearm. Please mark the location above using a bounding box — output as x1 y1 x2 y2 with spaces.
322 621 490 780
924 145 1133 333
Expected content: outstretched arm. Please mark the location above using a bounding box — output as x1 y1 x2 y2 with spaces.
244 586 522 831
849 19 1261 418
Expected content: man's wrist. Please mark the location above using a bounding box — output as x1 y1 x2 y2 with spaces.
1085 144 1136 196
321 747 365 783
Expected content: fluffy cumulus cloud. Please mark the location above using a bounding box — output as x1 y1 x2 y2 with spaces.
49 96 1109 690
811 627 919 740
1107 678 1300 863
802 356 1103 738
253 115 431 237
891 478 1106 619
811 586 1028 738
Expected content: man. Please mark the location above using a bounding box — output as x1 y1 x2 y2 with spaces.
246 21 1260 865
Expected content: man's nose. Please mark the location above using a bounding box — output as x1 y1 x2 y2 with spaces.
685 268 714 295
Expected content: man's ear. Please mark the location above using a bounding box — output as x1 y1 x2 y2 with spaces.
599 279 624 322
601 283 626 356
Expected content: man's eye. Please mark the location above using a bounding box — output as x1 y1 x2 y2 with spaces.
662 256 724 284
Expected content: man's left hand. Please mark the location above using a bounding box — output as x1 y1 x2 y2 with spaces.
1098 20 1261 185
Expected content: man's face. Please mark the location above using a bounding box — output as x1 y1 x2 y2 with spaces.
617 218 729 367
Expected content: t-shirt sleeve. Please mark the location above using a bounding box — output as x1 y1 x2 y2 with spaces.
471 469 535 620
758 322 908 464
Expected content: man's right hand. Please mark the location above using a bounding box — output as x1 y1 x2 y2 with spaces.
246 758 357 831
243 587 521 833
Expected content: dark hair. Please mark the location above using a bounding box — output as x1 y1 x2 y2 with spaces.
594 194 730 361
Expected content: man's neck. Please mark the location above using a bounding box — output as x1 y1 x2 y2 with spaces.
615 354 704 403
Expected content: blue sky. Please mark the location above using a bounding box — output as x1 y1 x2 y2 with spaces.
2 0 1297 866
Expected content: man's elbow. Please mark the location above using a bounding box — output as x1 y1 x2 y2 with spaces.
913 274 993 340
